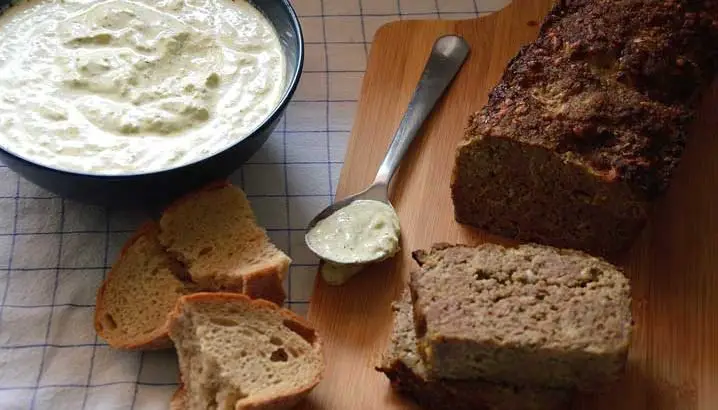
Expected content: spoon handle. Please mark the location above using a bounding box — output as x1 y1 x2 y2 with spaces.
373 34 470 186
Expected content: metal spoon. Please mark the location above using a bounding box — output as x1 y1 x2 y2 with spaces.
305 34 470 265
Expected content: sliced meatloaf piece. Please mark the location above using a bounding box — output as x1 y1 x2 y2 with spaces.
409 243 633 390
451 0 718 257
377 291 572 410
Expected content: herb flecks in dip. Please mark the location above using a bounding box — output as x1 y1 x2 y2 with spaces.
307 199 402 265
0 0 285 174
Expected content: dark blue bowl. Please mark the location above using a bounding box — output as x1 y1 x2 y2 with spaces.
0 0 303 208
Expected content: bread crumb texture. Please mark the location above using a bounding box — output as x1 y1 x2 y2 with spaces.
95 182 291 349
159 182 291 292
169 294 323 410
95 223 193 349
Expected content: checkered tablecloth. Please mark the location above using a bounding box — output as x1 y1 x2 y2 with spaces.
0 0 508 409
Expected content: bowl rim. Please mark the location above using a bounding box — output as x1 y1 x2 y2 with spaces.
0 0 305 180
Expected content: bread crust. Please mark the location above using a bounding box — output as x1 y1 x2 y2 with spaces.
94 221 177 350
167 292 324 410
240 262 289 306
170 386 187 410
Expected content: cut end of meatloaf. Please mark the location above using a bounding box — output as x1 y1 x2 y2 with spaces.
377 291 573 410
451 131 648 257
409 243 633 390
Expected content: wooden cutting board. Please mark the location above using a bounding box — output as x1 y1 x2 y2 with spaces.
299 1 718 409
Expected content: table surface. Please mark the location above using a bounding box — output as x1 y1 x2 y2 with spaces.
0 0 510 409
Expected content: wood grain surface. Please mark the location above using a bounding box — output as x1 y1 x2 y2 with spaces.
298 1 718 409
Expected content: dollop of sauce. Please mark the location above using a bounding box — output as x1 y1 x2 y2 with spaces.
0 0 285 174
320 262 364 286
307 199 401 279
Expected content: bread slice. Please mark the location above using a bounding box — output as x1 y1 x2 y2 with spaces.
409 243 632 390
170 386 187 410
168 292 324 410
159 181 289 304
94 222 195 350
96 182 290 349
377 291 572 410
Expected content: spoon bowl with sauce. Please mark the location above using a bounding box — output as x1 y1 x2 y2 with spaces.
305 35 470 285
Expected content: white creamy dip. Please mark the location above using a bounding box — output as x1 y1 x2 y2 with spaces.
0 0 285 174
320 262 364 286
306 199 401 266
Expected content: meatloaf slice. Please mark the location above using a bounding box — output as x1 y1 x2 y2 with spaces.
451 0 718 257
376 291 572 410
409 243 632 390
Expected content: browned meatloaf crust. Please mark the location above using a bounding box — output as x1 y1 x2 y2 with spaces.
451 0 718 257
409 243 632 390
376 291 572 410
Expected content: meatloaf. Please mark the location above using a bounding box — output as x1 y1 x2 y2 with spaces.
376 291 572 410
409 243 632 390
451 0 718 257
